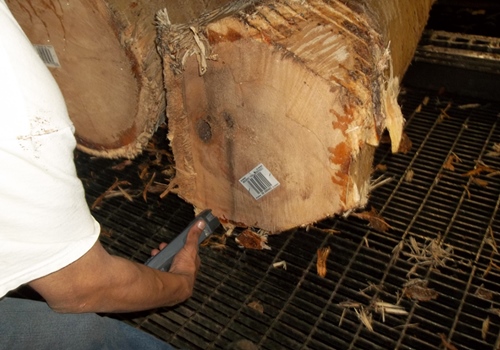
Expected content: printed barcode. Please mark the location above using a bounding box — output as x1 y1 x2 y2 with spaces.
239 164 280 200
247 172 272 195
33 45 61 68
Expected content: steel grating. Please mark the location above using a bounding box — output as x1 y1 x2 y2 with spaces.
68 87 500 350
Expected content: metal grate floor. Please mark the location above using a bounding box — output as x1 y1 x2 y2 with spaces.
72 86 500 350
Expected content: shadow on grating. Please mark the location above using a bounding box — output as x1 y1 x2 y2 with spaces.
70 86 500 350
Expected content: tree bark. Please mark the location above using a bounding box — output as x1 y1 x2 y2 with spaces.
160 0 434 232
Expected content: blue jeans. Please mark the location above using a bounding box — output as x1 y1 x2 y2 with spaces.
0 297 176 350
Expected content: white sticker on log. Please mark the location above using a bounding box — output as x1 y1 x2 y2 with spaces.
239 163 280 200
33 45 61 68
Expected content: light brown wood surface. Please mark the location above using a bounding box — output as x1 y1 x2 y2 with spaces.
7 0 167 158
159 0 434 232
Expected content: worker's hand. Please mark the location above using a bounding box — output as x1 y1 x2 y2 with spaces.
169 220 203 275
151 220 204 290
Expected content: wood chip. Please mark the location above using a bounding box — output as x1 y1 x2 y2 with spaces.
482 316 489 340
247 300 264 314
439 333 458 350
316 247 331 278
443 153 461 171
352 207 391 232
235 229 270 250
405 168 414 183
403 279 438 301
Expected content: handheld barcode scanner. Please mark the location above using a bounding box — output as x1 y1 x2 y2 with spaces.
145 209 220 271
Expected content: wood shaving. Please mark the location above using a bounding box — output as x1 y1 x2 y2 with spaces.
472 177 488 188
458 103 481 110
405 235 453 277
339 301 362 309
354 307 373 332
272 260 287 270
462 162 498 177
487 308 500 317
116 186 134 202
439 333 458 350
398 132 412 154
373 300 408 322
316 247 331 278
369 175 393 192
143 172 156 202
145 182 169 194
444 153 461 171
138 164 150 180
487 143 500 157
352 207 391 233
247 300 264 314
338 301 361 327
438 102 453 123
201 234 227 250
475 284 494 300
403 279 438 301
159 178 179 199
91 179 132 210
235 229 271 250
111 159 133 171
360 282 384 297
482 316 490 340
486 226 498 254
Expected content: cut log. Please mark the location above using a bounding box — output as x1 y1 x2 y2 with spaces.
158 0 435 232
6 0 168 158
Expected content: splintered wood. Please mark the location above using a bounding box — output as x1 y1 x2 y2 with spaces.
157 0 434 232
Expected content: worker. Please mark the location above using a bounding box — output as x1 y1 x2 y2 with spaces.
0 1 203 348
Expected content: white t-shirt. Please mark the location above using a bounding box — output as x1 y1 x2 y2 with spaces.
0 1 100 298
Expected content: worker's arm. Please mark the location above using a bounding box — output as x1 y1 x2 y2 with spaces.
28 220 204 314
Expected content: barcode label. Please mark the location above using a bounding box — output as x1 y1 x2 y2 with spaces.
33 45 61 68
239 164 280 200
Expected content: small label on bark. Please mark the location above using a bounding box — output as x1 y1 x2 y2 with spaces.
239 164 280 200
33 45 61 68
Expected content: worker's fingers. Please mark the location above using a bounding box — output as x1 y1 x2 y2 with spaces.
150 242 168 257
169 219 205 275
184 220 205 253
